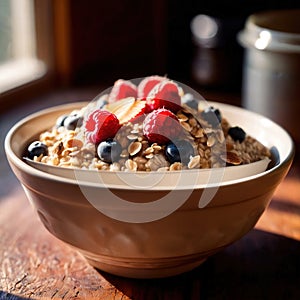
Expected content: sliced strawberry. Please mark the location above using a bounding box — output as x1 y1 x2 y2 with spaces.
105 97 146 124
146 80 182 113
137 75 166 99
108 79 137 103
85 110 120 144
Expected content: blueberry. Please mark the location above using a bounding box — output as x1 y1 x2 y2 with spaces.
228 126 246 142
185 99 199 111
201 106 222 127
98 98 108 109
27 141 48 159
165 140 195 164
97 139 122 163
55 114 68 128
182 93 199 111
63 114 83 130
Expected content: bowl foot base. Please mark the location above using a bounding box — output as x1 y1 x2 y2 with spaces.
84 256 208 279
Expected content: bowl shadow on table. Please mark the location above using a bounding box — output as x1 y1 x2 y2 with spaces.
0 291 30 300
99 229 300 300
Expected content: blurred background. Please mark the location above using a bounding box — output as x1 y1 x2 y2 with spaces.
0 0 299 197
1 0 300 96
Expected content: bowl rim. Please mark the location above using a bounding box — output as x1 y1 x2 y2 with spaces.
4 101 295 191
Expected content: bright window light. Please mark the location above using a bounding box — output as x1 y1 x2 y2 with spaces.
0 0 46 94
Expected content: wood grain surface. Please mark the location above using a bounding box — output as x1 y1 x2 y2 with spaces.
1 159 300 300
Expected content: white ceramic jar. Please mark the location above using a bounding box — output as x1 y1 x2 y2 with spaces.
238 9 300 147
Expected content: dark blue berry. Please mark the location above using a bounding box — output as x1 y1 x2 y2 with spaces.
97 139 122 163
228 126 246 142
64 114 83 130
165 140 195 164
185 100 199 111
27 141 48 159
201 106 222 127
55 114 68 128
98 98 108 109
182 93 199 111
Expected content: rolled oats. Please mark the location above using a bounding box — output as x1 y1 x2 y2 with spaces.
64 138 83 149
29 101 271 173
188 117 198 127
127 134 138 140
128 141 142 156
180 121 192 132
125 159 138 171
220 152 243 166
188 155 201 169
207 135 216 147
170 162 183 171
157 167 170 172
145 154 169 171
110 162 121 171
177 113 189 121
193 128 204 138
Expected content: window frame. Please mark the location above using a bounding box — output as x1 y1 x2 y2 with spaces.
0 0 55 110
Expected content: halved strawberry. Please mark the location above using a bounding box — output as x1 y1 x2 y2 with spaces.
137 75 166 99
146 80 182 113
105 97 146 124
108 79 137 103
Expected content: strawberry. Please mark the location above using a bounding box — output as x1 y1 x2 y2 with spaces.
85 109 120 144
143 108 183 144
137 75 166 99
146 80 182 113
108 79 137 103
105 97 146 124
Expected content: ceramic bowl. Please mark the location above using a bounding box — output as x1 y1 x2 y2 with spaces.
4 101 294 278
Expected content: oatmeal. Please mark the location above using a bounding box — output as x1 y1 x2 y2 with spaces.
25 76 271 171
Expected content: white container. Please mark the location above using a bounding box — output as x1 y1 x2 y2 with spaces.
238 10 300 146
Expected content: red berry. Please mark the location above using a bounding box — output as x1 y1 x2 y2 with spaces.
85 109 120 144
137 75 166 99
143 108 182 144
108 79 137 103
146 80 182 113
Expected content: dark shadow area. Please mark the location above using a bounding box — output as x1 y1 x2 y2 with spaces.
0 292 30 300
269 199 300 216
100 229 300 300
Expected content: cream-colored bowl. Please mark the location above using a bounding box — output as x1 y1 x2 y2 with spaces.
4 102 294 278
